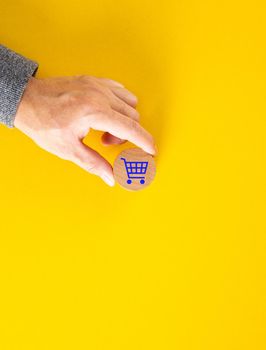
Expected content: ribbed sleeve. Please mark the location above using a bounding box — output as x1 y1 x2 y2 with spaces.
0 44 39 128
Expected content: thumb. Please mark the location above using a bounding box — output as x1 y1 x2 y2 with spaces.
71 141 115 186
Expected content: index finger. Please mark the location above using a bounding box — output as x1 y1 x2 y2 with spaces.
88 110 157 155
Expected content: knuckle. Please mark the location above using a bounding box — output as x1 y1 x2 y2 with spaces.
84 103 101 116
78 74 91 83
69 93 103 115
119 102 127 115
61 91 83 106
78 75 102 91
123 117 141 137
128 117 139 131
85 160 101 174
89 98 104 112
88 97 109 115
118 100 139 120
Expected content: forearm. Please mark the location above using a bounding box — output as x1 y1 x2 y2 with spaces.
0 44 38 128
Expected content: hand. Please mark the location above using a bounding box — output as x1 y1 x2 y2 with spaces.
14 75 156 186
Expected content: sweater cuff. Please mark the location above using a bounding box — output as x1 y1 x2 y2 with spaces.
0 44 39 128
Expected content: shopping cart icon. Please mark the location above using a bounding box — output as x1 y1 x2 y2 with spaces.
121 158 149 185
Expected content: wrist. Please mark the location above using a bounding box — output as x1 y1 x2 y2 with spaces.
14 77 38 130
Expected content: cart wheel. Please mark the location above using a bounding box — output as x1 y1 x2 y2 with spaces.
127 179 132 184
140 179 145 184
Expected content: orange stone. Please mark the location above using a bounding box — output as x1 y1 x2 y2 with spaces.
113 148 156 191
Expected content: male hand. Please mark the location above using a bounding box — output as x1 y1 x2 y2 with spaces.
14 75 156 186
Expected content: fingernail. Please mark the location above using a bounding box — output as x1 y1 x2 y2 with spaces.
102 174 115 187
114 81 124 87
133 95 138 104
149 144 158 156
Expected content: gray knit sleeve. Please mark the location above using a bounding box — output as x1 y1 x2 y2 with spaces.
0 44 39 128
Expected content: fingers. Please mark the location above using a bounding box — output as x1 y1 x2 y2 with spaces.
78 75 156 154
89 76 141 146
110 87 138 108
95 77 124 88
103 95 140 146
88 110 156 155
70 140 115 186
95 77 138 107
110 96 140 121
101 97 140 145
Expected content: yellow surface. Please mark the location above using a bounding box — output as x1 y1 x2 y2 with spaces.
1 0 266 349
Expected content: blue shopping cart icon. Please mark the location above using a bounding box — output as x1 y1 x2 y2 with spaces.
121 158 149 185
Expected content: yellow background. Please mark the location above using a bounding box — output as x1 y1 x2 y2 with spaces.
1 0 266 349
